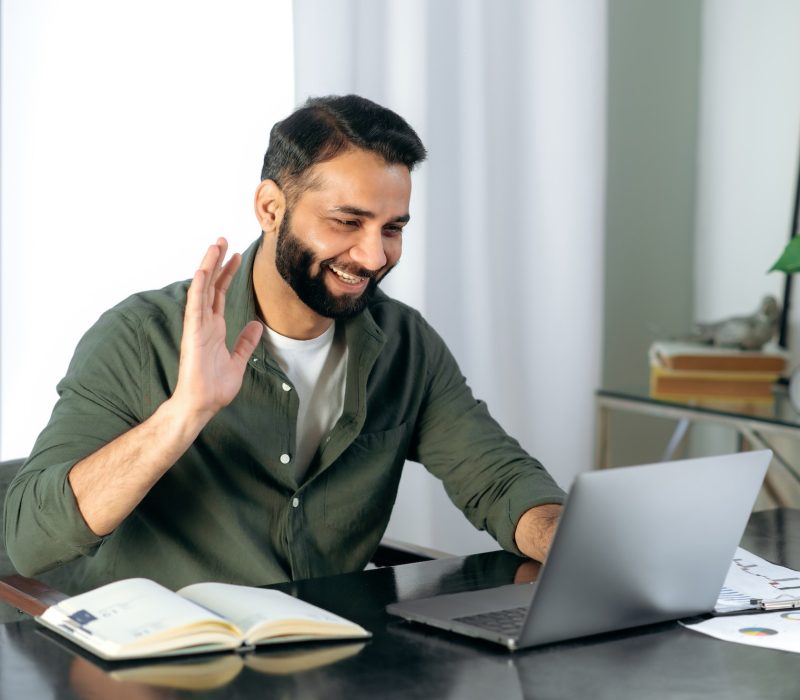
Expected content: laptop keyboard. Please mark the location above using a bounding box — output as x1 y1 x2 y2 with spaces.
454 606 528 635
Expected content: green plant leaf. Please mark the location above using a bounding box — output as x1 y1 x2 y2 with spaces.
770 236 800 273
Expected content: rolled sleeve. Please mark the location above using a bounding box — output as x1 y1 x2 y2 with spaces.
4 460 103 575
3 306 147 575
412 319 566 554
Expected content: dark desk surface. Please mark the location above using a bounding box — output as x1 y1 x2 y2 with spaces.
2 509 800 699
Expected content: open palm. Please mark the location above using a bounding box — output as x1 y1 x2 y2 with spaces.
174 239 263 420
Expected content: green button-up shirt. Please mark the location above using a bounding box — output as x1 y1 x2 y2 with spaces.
4 239 565 592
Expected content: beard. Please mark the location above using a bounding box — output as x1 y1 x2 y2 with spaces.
274 211 393 319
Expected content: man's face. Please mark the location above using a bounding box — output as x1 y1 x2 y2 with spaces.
273 149 411 319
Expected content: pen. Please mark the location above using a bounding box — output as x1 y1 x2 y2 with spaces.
711 597 800 617
750 597 800 611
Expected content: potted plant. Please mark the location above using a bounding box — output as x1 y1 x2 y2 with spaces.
771 237 800 273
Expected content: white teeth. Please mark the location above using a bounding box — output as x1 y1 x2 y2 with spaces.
329 265 363 284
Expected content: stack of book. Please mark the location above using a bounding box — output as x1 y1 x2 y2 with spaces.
648 341 788 404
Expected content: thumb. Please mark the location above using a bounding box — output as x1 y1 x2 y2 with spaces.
231 321 264 366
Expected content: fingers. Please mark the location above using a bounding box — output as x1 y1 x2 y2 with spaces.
187 238 239 321
230 321 264 367
212 253 242 316
184 268 207 333
186 245 217 332
196 239 225 286
206 237 229 290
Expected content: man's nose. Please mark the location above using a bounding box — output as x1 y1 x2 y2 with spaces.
350 227 387 271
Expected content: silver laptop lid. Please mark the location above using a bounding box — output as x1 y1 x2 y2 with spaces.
518 450 771 647
387 451 770 649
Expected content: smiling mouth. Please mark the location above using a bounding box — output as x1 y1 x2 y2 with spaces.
327 263 369 286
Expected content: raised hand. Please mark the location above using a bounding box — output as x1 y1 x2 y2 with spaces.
65 239 263 537
173 238 264 422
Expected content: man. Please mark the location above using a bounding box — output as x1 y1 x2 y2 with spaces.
4 95 565 592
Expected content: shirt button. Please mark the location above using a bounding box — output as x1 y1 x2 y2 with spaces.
292 497 300 508
281 382 291 392
280 453 291 464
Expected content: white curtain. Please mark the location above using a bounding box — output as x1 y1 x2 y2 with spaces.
0 0 295 459
293 0 607 553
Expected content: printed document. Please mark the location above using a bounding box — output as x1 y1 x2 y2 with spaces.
685 547 800 653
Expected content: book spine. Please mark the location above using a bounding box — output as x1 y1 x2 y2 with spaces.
660 357 786 373
649 372 776 402
649 367 781 383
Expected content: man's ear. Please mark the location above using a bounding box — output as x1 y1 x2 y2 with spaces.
254 179 285 234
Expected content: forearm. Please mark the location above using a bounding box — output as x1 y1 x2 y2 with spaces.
70 241 261 536
68 396 210 536
514 503 562 562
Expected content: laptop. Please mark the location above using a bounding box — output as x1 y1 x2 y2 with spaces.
387 450 771 650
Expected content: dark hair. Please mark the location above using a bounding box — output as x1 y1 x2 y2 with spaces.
260 95 426 199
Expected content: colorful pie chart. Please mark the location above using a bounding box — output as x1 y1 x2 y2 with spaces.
738 627 778 637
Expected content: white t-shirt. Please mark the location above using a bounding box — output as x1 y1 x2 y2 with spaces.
261 322 348 480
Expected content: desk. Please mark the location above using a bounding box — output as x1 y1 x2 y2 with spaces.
595 388 800 506
2 509 800 699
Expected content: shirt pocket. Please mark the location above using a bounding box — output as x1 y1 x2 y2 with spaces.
322 422 411 533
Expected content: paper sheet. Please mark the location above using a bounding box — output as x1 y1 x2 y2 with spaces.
684 610 800 653
715 546 800 612
684 547 800 653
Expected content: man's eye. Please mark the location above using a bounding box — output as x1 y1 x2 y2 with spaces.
383 225 404 236
335 219 359 228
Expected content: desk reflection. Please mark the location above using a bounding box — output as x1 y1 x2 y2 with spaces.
67 643 366 697
1 620 366 699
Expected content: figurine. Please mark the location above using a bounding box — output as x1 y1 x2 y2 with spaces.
684 295 780 351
